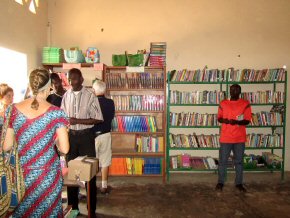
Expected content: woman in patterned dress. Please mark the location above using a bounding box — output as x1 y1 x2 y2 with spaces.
2 69 70 217
0 83 14 136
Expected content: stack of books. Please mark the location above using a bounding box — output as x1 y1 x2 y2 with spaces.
149 42 166 66
42 47 65 64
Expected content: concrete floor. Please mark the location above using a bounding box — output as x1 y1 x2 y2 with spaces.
63 172 290 217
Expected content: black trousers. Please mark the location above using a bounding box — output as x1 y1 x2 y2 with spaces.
67 129 97 215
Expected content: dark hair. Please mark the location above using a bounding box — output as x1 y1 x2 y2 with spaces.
0 84 13 100
50 72 61 81
230 84 241 93
29 68 50 110
68 68 82 77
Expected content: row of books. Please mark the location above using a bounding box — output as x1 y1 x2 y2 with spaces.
110 95 164 111
250 112 283 126
228 68 286 82
246 133 283 148
170 154 218 170
149 42 166 66
170 90 226 104
105 72 164 89
169 111 283 127
111 115 158 132
169 68 286 82
169 133 220 148
136 135 164 152
241 91 284 104
169 112 218 127
170 68 226 82
169 133 283 148
109 157 161 175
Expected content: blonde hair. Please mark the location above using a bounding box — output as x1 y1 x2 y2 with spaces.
0 83 13 100
92 80 106 95
29 68 50 110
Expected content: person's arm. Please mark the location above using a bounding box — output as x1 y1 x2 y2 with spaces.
3 128 14 151
56 127 69 154
227 119 250 125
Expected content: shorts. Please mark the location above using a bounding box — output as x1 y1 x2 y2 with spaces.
95 132 112 168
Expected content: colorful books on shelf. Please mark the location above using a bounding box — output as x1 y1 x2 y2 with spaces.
170 90 226 104
109 157 161 175
246 133 283 148
241 91 284 104
169 133 283 149
169 112 218 126
111 95 164 111
149 42 166 67
250 111 283 126
170 68 226 82
169 133 220 148
106 72 164 89
136 135 164 152
228 68 286 82
170 154 218 170
111 115 158 132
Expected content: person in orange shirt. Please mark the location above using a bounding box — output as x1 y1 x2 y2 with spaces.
215 84 252 192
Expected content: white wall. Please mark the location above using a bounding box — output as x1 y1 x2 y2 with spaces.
0 0 48 71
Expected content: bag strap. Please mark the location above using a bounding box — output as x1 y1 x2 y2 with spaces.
0 104 15 164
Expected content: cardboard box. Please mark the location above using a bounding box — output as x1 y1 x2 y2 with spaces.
68 156 99 181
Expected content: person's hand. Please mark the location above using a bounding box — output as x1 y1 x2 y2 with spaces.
229 119 237 125
69 117 77 125
222 118 230 124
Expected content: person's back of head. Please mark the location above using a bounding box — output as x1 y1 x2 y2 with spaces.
230 84 241 100
68 68 82 78
0 83 14 106
29 68 50 110
92 80 106 96
50 72 61 81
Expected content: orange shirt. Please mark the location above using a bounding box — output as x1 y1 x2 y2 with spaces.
218 99 252 143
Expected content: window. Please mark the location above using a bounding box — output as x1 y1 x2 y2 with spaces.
0 47 28 103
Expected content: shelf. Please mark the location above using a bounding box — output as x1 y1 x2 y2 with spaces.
169 126 220 128
110 174 162 177
169 168 217 172
169 168 282 172
227 81 285 84
168 147 283 150
43 63 95 68
169 104 219 106
250 103 284 106
112 131 164 134
247 125 283 128
107 88 164 91
168 81 225 84
115 110 164 114
169 147 219 150
106 66 165 70
245 147 283 150
112 152 164 157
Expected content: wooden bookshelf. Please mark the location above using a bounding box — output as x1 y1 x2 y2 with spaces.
104 66 167 181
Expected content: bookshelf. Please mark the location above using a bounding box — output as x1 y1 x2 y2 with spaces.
166 68 287 181
104 66 166 182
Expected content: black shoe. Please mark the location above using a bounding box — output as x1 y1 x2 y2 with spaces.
215 183 223 191
236 184 247 192
100 187 109 195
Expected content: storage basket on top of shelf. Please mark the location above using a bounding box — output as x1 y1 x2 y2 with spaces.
64 49 85 63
